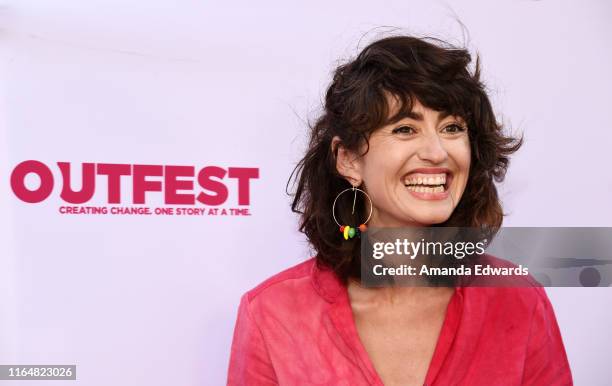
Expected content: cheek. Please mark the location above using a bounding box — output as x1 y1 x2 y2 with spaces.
363 141 411 179
448 138 471 174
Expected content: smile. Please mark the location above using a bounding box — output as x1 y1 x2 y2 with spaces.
403 170 452 200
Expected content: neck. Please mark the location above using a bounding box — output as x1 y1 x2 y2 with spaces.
347 277 450 307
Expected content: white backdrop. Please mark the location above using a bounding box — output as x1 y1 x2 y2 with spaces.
1 0 611 385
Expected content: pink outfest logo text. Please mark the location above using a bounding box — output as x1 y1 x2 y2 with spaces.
10 160 260 216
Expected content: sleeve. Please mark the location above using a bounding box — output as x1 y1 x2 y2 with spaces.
521 288 573 386
227 293 278 386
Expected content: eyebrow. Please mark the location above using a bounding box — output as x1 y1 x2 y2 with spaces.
401 110 454 121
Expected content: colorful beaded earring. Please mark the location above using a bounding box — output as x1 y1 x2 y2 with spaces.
332 184 373 240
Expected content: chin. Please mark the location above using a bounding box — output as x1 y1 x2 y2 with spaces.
407 211 452 226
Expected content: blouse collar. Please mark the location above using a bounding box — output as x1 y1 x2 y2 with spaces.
309 257 465 386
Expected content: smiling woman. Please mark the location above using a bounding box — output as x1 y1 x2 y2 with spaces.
227 35 572 385
332 96 471 228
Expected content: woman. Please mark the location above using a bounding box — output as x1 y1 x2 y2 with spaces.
227 35 573 385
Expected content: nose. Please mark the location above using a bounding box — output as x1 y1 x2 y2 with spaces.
417 132 448 164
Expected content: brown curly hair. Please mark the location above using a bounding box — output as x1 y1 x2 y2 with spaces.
287 35 523 284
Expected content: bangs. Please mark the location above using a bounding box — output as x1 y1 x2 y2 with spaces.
380 88 472 128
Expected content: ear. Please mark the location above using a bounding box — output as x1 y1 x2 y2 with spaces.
331 136 362 186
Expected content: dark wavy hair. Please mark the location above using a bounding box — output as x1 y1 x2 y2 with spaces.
287 35 523 284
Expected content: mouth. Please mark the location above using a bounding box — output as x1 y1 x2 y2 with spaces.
403 168 453 199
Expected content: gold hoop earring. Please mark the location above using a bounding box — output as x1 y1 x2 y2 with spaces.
332 184 373 240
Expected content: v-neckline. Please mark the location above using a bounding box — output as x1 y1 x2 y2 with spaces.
328 285 463 386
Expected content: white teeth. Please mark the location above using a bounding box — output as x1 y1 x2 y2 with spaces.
406 185 446 193
404 173 447 186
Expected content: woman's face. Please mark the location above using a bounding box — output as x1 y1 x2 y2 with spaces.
338 97 471 227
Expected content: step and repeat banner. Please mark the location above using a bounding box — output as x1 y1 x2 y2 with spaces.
1 1 611 385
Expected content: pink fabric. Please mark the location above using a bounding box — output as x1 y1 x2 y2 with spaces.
227 257 573 385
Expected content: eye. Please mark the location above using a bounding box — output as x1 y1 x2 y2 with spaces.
391 125 416 135
441 123 467 134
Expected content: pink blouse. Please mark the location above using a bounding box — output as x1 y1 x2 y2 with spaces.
227 257 573 385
